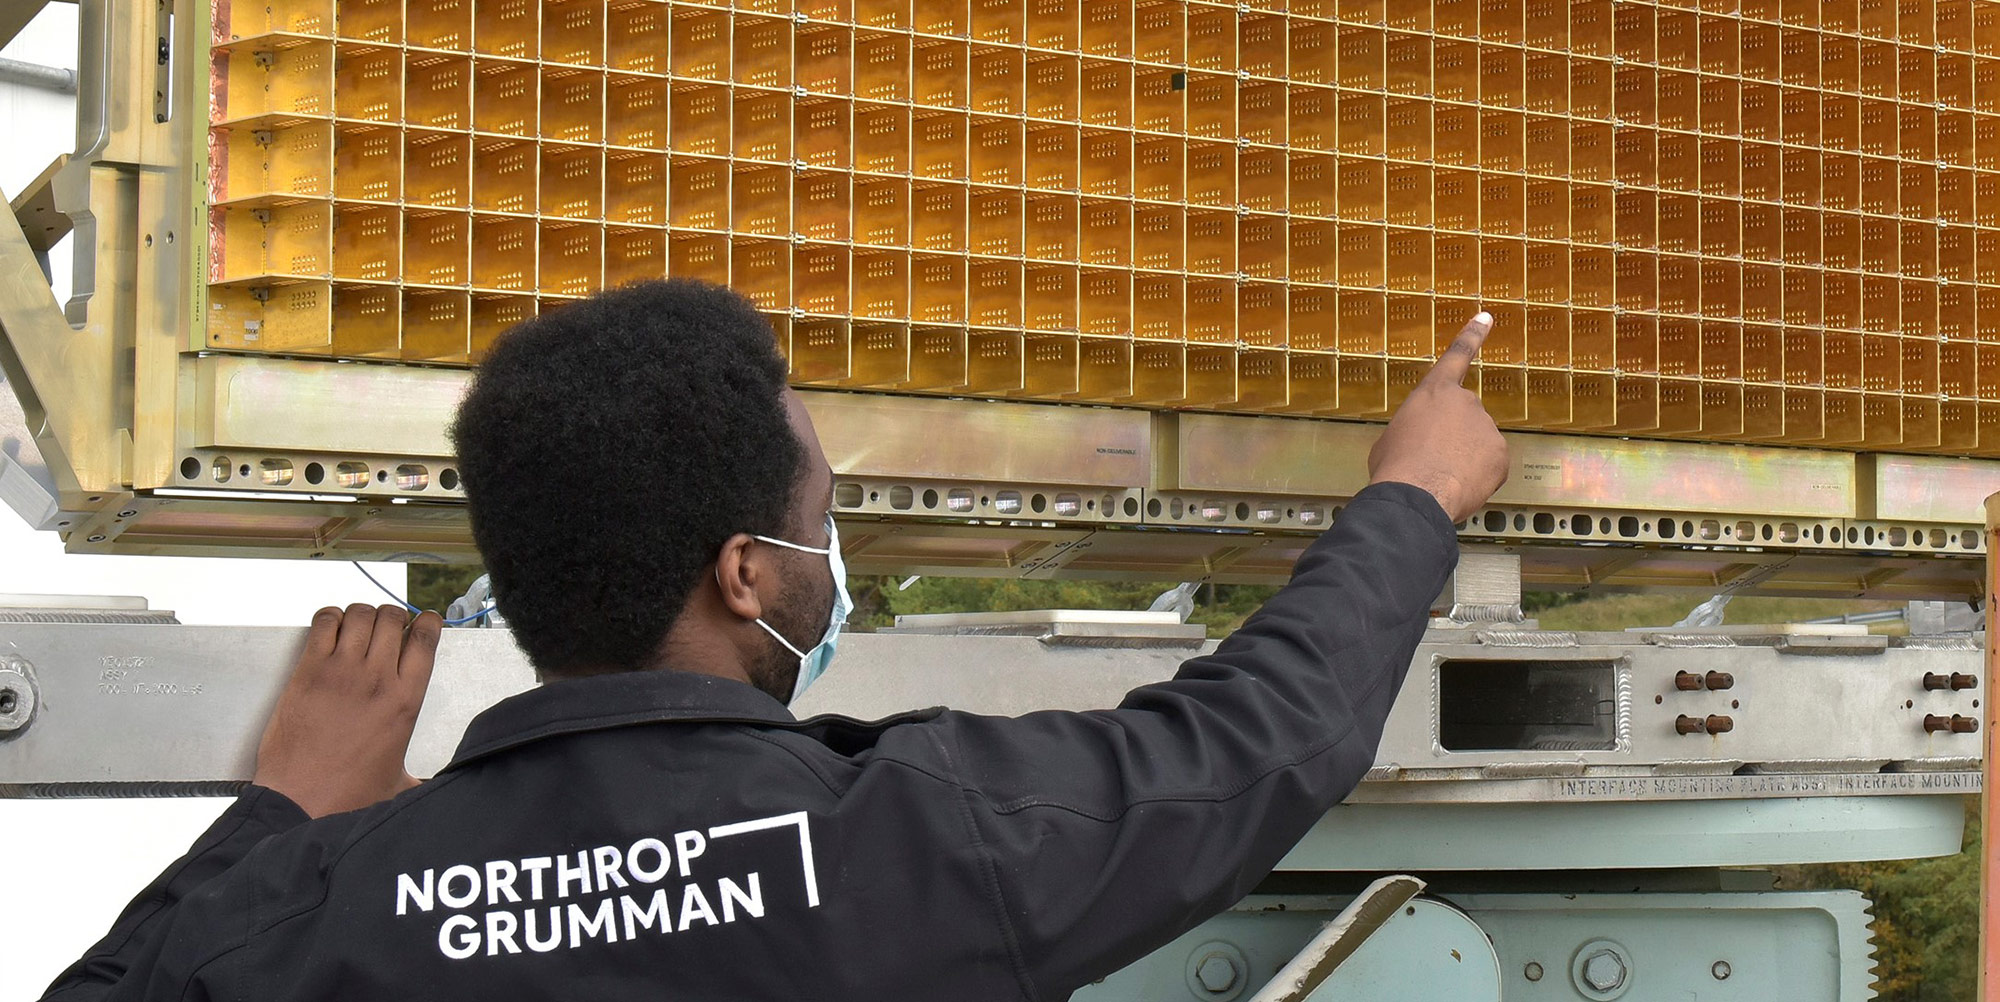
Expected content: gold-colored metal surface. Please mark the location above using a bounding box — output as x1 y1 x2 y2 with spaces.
9 156 73 257
197 355 467 455
1177 412 1859 517
1861 454 2000 525
196 0 2000 456
802 390 1151 485
0 1 52 52
7 0 2000 568
0 179 117 500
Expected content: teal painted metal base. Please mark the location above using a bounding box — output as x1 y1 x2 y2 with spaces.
1077 890 1875 1002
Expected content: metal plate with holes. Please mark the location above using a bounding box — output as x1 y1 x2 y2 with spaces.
0 624 1977 808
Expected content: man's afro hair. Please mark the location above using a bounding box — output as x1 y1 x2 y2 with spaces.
451 279 805 677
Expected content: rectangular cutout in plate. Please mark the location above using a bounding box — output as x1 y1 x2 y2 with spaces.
1439 659 1619 752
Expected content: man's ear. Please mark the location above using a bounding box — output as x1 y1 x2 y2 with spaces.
712 533 766 622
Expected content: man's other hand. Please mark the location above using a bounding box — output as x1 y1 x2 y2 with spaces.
1367 312 1511 523
253 604 442 818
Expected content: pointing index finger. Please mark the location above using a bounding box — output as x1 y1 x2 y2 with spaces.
1425 312 1494 388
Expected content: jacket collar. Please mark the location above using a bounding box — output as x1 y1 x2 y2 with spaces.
446 669 797 770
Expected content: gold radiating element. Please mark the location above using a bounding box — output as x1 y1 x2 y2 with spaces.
202 0 2000 456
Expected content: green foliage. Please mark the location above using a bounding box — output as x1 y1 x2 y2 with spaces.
1531 593 1907 634
1519 590 1586 614
407 564 486 614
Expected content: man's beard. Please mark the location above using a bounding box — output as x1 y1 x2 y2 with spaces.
748 567 830 704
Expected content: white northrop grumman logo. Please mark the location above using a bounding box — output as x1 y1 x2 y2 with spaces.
394 812 820 959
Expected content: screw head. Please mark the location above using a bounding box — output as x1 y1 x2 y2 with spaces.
1712 960 1732 980
0 669 36 734
1583 951 1627 992
1195 954 1240 994
1524 961 1545 982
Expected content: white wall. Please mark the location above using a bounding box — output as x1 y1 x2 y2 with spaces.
0 9 418 998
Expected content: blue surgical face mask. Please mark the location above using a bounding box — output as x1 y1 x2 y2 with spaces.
744 514 851 705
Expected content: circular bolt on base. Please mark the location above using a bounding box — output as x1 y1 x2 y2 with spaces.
1196 955 1239 994
1524 961 1544 982
1183 942 1248 1001
1712 961 1732 980
1571 940 1633 1000
1583 952 1626 992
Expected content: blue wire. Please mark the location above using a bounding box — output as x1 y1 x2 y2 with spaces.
351 562 495 626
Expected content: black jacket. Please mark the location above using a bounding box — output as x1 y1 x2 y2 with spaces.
42 482 1457 1002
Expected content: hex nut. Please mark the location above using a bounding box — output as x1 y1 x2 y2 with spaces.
1582 951 1626 992
1195 953 1239 994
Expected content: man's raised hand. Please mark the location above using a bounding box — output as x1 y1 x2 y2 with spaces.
1366 312 1511 524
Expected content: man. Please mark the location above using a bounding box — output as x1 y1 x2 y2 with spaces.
43 279 1507 1000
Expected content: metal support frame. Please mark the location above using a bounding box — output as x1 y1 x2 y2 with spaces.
0 613 1975 866
1984 491 2000 1002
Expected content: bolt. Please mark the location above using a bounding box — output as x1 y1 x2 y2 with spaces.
1524 961 1545 982
86 534 106 543
1195 953 1240 994
1925 672 1953 690
117 509 138 519
1705 714 1735 733
1952 714 1980 734
1951 673 1979 691
1704 671 1734 690
1582 950 1627 992
1674 670 1704 691
1712 960 1732 980
1675 714 1707 734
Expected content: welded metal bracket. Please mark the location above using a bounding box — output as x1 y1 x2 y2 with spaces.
1435 549 1525 627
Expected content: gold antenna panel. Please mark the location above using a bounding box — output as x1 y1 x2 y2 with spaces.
0 0 1996 597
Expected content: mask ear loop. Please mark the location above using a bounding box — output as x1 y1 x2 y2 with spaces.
717 535 824 661
750 535 831 555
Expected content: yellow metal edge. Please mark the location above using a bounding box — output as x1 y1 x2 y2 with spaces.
1176 412 1861 519
1860 454 2000 526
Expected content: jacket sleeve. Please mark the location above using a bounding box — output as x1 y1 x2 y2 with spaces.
914 481 1459 1000
39 786 308 1002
